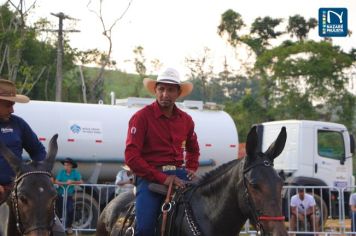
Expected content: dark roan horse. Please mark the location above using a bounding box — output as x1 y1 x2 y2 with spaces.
96 126 288 236
0 135 58 236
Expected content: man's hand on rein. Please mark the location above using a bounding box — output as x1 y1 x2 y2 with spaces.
186 169 197 181
164 175 185 188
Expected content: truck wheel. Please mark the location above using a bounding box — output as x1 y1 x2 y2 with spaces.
313 194 328 226
72 192 99 232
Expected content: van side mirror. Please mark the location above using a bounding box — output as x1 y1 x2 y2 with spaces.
351 134 355 154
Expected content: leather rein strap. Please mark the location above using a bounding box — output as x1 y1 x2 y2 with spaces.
258 216 285 221
161 177 175 236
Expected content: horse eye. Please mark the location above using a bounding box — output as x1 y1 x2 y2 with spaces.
19 195 28 204
248 181 259 189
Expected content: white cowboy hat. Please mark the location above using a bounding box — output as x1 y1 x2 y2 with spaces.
0 79 30 103
143 67 193 98
122 164 131 171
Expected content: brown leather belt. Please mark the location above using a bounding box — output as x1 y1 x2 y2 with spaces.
157 165 183 171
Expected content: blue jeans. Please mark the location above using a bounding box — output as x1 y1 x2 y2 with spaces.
135 169 189 236
351 211 356 232
56 195 74 228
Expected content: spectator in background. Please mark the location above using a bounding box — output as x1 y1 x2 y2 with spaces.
290 188 320 233
115 165 134 194
349 192 356 232
54 158 83 235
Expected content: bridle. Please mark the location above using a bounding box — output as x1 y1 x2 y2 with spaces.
11 170 56 235
243 157 285 235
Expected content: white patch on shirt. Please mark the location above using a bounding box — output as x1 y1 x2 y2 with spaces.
130 127 137 135
1 127 13 133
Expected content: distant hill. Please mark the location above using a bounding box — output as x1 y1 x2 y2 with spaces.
83 67 153 103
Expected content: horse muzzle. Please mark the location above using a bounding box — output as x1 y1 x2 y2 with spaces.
23 226 52 236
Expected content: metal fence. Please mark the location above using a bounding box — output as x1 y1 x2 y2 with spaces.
56 183 121 234
56 184 356 235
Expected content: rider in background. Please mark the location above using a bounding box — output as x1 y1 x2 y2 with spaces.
54 157 83 235
0 78 65 235
0 79 45 202
290 188 320 234
125 67 200 236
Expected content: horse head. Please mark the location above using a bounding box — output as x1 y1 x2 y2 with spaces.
0 134 58 236
243 126 287 235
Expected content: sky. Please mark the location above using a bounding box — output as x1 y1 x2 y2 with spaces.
4 0 356 77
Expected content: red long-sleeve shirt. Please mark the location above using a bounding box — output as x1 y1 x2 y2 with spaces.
125 101 200 184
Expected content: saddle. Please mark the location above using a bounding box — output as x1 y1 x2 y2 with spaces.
116 183 183 236
114 202 136 236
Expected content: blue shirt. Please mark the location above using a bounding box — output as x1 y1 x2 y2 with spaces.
55 169 82 196
0 115 46 185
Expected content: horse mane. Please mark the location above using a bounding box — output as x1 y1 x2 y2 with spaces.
194 159 243 193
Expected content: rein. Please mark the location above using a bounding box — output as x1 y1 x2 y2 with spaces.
243 159 285 235
12 170 55 235
161 178 175 236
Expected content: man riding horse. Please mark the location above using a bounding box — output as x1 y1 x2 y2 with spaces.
0 78 65 235
124 67 200 236
97 125 288 236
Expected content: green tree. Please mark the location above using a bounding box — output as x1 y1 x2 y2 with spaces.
250 16 284 46
256 40 354 124
287 15 317 41
217 9 245 47
224 95 266 142
85 0 133 103
0 3 55 99
0 2 86 102
132 45 146 96
185 47 214 102
219 10 284 56
217 11 356 139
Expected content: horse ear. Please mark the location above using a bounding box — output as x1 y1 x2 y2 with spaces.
44 134 58 171
245 126 259 160
264 127 287 161
0 140 22 174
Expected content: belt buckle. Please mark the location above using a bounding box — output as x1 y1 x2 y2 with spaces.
162 165 176 171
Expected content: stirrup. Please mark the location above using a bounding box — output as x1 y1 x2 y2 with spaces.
125 226 134 236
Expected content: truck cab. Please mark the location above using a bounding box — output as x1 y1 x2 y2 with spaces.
257 120 355 220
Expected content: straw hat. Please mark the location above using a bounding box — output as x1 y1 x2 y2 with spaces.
122 164 131 171
143 67 193 98
61 158 78 168
0 79 29 103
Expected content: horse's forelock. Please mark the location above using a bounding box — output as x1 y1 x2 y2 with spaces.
28 160 46 169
